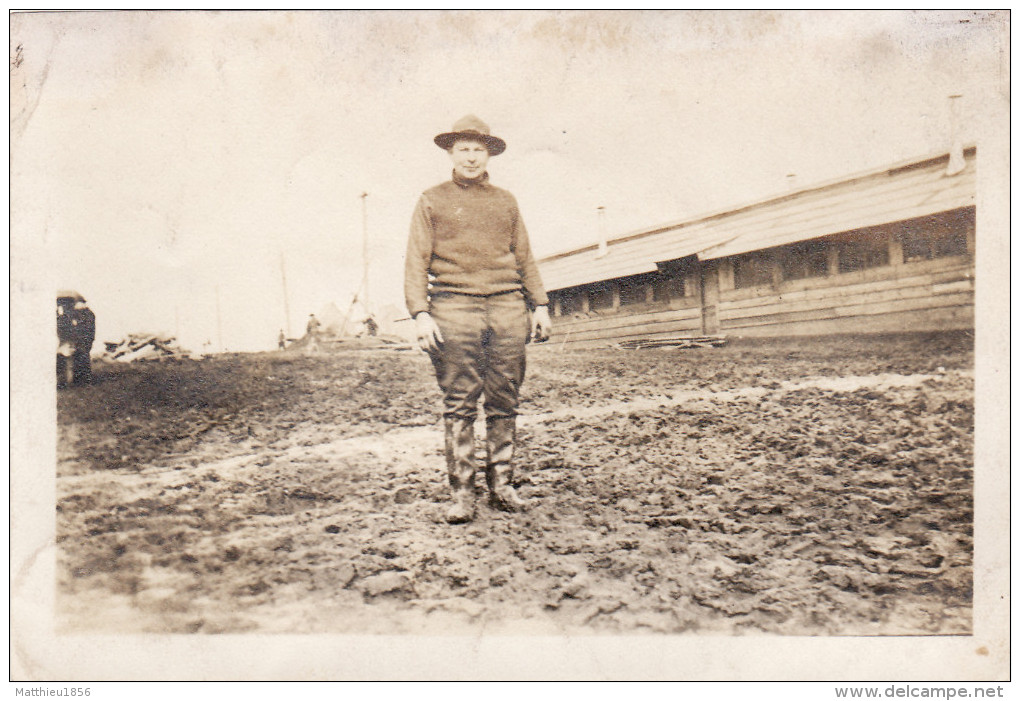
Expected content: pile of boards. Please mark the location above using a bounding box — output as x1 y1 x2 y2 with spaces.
103 334 194 362
616 335 727 350
323 335 415 352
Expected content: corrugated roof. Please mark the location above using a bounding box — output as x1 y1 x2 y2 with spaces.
538 147 977 292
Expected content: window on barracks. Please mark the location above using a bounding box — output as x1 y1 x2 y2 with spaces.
899 208 973 263
618 274 656 307
837 232 890 274
780 240 829 281
587 281 614 311
653 274 684 302
555 289 580 317
732 251 774 289
618 282 646 306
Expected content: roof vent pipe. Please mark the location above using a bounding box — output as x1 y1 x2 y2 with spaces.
946 94 966 176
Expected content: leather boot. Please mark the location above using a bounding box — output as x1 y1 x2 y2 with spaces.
444 417 477 524
486 416 530 512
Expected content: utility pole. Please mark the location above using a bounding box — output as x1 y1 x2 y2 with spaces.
215 284 223 352
596 205 608 258
360 191 370 315
946 94 965 176
280 251 292 338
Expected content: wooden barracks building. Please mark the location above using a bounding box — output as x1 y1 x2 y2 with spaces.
538 147 976 348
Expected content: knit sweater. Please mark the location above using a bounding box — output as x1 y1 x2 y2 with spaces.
404 171 549 318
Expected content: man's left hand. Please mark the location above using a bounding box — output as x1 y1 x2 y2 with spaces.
530 305 552 343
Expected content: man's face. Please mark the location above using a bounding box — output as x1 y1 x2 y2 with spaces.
448 139 490 181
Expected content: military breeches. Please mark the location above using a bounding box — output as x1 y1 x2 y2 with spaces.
428 290 530 422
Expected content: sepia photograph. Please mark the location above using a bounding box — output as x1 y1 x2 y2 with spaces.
10 10 1009 681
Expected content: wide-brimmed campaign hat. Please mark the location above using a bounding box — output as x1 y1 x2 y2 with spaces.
434 115 506 156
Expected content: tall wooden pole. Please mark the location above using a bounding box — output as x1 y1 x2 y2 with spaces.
360 192 370 314
280 251 292 338
596 206 608 258
215 284 223 352
946 94 965 176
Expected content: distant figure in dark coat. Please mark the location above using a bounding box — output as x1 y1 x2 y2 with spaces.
56 293 95 387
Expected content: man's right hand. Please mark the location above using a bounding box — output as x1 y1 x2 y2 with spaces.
415 312 444 354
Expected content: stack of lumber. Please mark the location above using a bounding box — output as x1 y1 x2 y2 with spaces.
324 335 415 352
103 334 193 362
616 335 727 350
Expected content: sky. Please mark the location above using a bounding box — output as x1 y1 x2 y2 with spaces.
10 10 1008 352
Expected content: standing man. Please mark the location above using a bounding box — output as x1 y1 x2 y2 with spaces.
306 313 321 352
405 115 552 524
363 315 379 337
71 299 95 385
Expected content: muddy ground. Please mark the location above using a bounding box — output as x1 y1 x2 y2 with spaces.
55 331 974 635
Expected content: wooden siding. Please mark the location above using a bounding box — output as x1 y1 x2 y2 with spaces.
537 148 976 292
547 250 975 347
549 299 702 349
719 307 973 339
717 256 974 336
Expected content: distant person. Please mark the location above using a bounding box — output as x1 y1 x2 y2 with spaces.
364 315 378 337
71 300 96 385
56 294 95 387
278 329 286 350
306 314 321 352
404 115 551 524
306 314 321 336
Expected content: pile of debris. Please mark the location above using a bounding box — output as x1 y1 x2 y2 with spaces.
102 334 194 363
617 335 728 350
